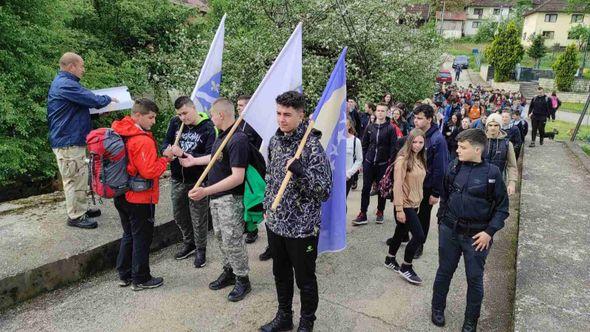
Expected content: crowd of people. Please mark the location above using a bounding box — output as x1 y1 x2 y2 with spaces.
46 51 560 331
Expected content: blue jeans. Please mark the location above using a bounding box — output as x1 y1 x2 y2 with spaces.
432 224 491 319
114 196 155 284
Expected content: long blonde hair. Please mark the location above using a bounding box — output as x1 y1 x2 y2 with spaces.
396 128 426 172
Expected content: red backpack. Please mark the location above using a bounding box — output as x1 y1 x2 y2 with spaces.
86 128 129 198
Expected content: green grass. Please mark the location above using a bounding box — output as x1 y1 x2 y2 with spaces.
546 120 590 142
445 40 487 69
561 102 587 114
584 68 590 80
581 143 590 156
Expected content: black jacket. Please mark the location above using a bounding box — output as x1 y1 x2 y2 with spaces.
362 121 397 165
528 95 551 120
161 114 217 183
437 160 509 237
238 121 262 149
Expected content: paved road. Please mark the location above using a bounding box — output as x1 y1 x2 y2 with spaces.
0 177 519 332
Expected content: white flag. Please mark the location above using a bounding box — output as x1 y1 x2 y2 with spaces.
190 14 226 114
243 23 303 147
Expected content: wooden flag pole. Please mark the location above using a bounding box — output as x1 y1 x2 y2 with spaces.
192 114 245 189
271 119 315 211
173 122 185 146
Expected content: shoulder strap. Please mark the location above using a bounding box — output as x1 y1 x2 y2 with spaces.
352 137 357 162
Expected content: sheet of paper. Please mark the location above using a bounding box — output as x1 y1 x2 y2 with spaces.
89 86 133 114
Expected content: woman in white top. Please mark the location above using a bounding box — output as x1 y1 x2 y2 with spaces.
346 117 363 198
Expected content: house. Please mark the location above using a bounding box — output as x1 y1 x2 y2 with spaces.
403 3 432 27
521 0 590 47
463 1 515 36
436 11 467 39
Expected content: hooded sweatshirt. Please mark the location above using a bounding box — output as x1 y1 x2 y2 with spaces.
112 116 169 204
485 115 518 187
160 113 217 183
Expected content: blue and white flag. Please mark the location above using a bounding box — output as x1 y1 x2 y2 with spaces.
312 48 348 254
243 23 303 148
190 14 226 114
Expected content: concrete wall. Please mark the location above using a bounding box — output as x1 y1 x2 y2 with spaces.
539 78 590 93
554 91 590 103
438 20 464 39
492 81 521 92
480 64 492 81
464 6 511 36
522 12 590 47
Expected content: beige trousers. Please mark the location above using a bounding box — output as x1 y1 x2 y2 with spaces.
52 146 88 219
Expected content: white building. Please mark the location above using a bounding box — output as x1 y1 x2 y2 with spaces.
463 0 515 36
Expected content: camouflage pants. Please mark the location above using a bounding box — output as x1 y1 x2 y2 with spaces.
210 194 249 276
171 179 209 249
53 146 88 220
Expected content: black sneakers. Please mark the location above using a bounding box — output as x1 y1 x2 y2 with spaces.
384 256 400 272
175 243 196 260
529 142 535 147
67 214 97 229
209 266 236 290
431 308 445 327
86 208 101 218
228 275 251 302
352 212 367 226
259 310 294 332
297 318 314 332
132 277 164 291
462 317 478 332
399 264 422 285
259 246 272 261
194 248 206 268
245 231 258 244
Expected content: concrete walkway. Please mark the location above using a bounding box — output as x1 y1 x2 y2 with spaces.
0 175 519 331
515 140 590 331
556 110 589 125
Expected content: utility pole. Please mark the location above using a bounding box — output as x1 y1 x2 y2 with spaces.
439 0 446 35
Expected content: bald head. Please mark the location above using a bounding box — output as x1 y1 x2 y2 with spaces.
59 52 85 78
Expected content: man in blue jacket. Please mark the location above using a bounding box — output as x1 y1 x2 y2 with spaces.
47 52 116 229
412 104 448 258
431 128 509 332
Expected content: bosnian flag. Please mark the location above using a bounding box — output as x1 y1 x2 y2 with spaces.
190 14 226 114
242 23 303 149
313 48 348 253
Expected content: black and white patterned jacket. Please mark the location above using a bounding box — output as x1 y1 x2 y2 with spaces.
264 122 332 238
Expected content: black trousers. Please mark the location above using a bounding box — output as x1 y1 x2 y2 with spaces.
360 161 387 213
114 195 155 284
268 229 319 322
418 187 435 244
432 224 491 319
531 117 547 144
388 208 424 263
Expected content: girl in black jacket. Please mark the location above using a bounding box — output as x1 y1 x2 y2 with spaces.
443 113 461 160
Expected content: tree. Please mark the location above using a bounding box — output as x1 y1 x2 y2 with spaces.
568 24 590 74
553 44 579 91
527 34 547 69
567 0 590 13
485 20 524 82
473 20 498 43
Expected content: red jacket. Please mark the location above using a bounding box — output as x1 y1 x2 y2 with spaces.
112 116 169 204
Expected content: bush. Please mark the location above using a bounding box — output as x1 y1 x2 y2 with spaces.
473 20 498 43
553 44 579 91
527 34 547 69
485 21 524 82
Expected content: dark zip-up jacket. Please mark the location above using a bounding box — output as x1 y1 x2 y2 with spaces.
361 121 397 165
160 113 217 183
264 122 332 238
424 124 449 198
47 71 112 148
438 160 509 237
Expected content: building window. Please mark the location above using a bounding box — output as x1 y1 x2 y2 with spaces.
542 31 555 39
472 21 482 28
493 8 501 15
571 14 584 23
474 8 483 16
544 14 558 22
